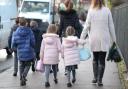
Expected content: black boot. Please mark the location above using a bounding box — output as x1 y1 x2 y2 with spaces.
92 61 98 84
45 82 50 87
67 82 72 87
13 72 17 76
54 79 58 84
97 65 105 86
72 79 76 83
97 80 103 86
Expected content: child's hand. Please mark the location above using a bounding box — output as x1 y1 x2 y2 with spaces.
78 39 86 45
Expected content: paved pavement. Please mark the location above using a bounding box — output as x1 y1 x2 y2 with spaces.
0 59 122 89
0 50 13 73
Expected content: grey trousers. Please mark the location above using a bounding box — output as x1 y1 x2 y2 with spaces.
67 69 76 83
14 52 18 73
44 64 58 82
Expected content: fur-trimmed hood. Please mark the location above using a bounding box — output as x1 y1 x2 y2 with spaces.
62 36 78 48
43 33 59 45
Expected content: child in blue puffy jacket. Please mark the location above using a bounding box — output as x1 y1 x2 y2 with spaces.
11 17 35 86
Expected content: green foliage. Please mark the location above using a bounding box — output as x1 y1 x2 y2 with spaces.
107 0 112 9
117 60 128 89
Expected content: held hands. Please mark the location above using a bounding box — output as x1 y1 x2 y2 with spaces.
78 39 87 48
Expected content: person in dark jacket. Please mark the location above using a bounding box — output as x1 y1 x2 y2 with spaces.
58 0 82 75
30 20 42 72
8 17 20 76
11 17 35 86
59 0 82 38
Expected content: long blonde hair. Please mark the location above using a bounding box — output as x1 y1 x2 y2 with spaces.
91 0 105 9
47 24 57 34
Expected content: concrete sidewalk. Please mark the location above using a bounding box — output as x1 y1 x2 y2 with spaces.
0 59 122 89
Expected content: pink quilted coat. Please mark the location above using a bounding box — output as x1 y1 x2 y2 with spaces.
62 36 80 66
40 33 61 64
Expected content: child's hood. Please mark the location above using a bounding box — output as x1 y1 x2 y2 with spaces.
43 33 59 45
63 36 78 48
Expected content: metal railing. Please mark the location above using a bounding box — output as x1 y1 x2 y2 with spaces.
112 3 128 69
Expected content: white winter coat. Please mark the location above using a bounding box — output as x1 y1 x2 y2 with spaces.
62 36 80 66
40 33 61 64
80 6 116 52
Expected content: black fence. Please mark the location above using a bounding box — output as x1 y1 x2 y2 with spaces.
112 3 128 69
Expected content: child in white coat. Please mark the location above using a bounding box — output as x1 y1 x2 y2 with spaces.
40 24 61 87
61 26 82 87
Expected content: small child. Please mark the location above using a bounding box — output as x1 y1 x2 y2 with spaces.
40 24 61 88
30 20 42 72
8 17 20 76
11 17 35 86
61 26 80 87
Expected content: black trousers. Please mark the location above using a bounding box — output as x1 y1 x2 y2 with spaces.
93 52 106 82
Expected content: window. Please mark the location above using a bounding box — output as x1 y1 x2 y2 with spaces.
21 1 49 13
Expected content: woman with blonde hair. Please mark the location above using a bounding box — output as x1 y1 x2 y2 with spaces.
80 0 116 86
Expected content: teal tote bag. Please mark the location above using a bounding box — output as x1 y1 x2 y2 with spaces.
79 48 91 61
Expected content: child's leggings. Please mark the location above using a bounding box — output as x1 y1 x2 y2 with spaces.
67 70 76 83
45 64 58 82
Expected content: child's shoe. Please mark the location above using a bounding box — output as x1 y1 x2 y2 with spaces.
72 79 76 83
45 82 50 87
54 79 58 84
50 70 53 73
92 79 97 84
67 83 72 87
20 80 26 86
20 77 26 86
13 72 17 76
97 81 103 86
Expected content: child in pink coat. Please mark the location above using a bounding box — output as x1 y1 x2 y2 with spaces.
61 26 81 87
40 24 61 87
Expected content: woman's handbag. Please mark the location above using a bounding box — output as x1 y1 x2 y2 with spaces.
79 47 91 61
107 42 123 62
36 60 45 73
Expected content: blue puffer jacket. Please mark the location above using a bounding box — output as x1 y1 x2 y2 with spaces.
11 26 35 61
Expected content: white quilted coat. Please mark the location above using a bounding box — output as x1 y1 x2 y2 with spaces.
81 6 116 52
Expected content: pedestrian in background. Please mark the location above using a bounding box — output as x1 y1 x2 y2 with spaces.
61 26 80 87
30 20 42 72
40 24 61 88
11 17 35 86
59 0 82 38
78 10 87 27
8 17 20 76
80 0 116 86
